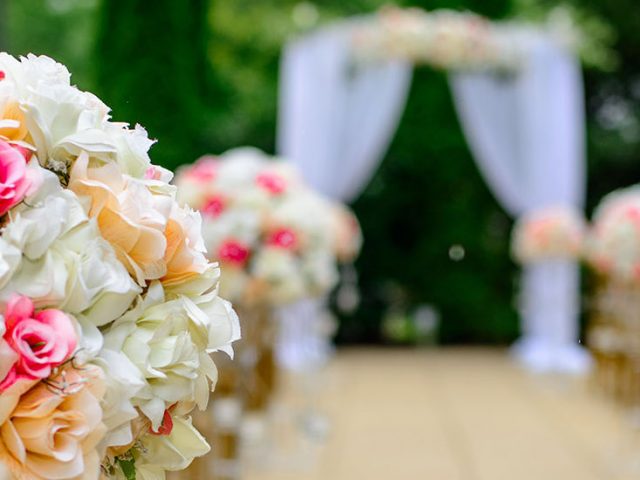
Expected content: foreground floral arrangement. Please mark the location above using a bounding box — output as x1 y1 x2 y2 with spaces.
586 186 640 282
353 5 615 71
0 53 240 480
511 206 586 264
174 148 359 306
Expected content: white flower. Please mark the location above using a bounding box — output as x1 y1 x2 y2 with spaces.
107 122 155 178
0 53 154 178
253 247 306 304
93 350 146 454
303 251 340 295
127 416 210 480
103 282 240 429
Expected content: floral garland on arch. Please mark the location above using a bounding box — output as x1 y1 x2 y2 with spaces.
586 186 640 283
511 206 586 264
174 147 361 306
0 53 240 480
352 5 616 71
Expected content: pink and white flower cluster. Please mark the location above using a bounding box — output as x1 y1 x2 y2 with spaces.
511 206 586 264
586 186 640 282
352 6 588 71
0 53 240 480
175 148 360 306
353 7 520 70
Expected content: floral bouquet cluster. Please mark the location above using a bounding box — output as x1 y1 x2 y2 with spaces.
0 54 240 480
352 5 613 71
585 186 640 283
353 7 521 70
174 148 351 306
511 206 586 264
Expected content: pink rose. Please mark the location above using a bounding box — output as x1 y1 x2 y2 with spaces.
218 239 251 266
0 295 77 392
256 171 287 195
144 165 162 180
0 140 38 216
201 195 226 218
187 156 219 182
266 227 298 250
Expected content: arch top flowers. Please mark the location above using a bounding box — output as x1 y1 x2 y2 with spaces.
351 5 616 71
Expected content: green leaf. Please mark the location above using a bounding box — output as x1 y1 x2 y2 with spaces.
117 457 136 480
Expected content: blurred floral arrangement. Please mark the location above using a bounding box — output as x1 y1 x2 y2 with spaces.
0 53 240 480
585 186 640 283
352 4 617 71
175 148 360 306
511 206 586 264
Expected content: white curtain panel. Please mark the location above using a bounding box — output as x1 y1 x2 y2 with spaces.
517 260 584 373
276 23 412 370
450 35 589 373
278 23 413 201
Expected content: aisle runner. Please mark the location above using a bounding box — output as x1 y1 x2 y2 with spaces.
247 349 623 480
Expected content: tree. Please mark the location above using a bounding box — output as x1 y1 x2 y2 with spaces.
94 0 216 170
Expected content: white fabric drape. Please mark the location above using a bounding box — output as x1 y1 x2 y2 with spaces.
450 36 589 373
278 23 413 201
276 23 412 371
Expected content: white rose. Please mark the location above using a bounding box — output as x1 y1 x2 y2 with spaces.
103 282 240 429
253 246 305 304
93 350 146 454
129 416 210 480
107 122 155 178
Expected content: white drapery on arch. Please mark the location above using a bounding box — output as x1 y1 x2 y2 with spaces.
278 24 413 202
276 22 589 373
275 24 412 371
450 35 588 372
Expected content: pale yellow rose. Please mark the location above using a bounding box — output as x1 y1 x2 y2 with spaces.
0 366 106 480
68 152 173 285
0 101 29 142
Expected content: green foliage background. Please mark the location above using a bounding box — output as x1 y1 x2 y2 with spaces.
4 0 639 344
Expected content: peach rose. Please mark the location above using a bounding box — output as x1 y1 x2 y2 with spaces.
161 205 209 287
0 366 106 480
68 152 173 285
0 295 77 392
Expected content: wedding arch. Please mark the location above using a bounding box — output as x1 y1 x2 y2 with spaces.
276 7 591 373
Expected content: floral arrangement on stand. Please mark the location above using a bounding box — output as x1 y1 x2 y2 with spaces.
174 147 360 477
586 186 640 282
584 186 640 402
0 53 240 480
352 5 616 71
511 206 586 264
174 147 341 307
